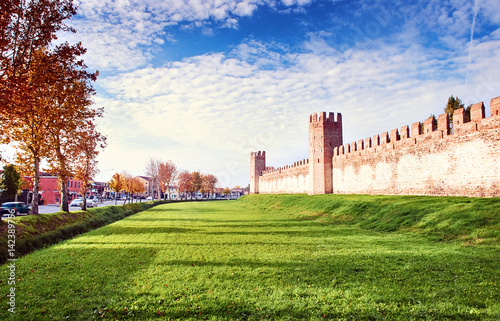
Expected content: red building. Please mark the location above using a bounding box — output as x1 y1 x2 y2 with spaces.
25 173 83 205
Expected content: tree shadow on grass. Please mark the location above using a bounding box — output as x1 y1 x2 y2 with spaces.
88 226 199 235
6 236 498 320
143 207 185 212
147 206 230 213
69 251 500 319
97 294 488 321
123 217 294 224
2 246 160 321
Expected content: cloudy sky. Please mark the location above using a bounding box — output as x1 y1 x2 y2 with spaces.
48 0 500 186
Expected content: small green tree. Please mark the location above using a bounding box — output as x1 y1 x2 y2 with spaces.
0 164 21 202
445 95 464 115
445 95 471 123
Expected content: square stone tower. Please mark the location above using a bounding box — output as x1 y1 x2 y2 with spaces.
308 112 343 194
250 151 266 194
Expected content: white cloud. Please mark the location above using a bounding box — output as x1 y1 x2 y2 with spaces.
61 0 316 71
60 0 500 74
475 0 500 24
235 1 258 16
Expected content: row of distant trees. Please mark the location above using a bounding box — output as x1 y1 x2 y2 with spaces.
106 173 146 205
0 1 105 214
0 158 235 208
177 170 218 200
107 159 177 204
106 159 220 203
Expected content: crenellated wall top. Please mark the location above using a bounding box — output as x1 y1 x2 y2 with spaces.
261 158 309 176
333 96 500 158
309 112 342 124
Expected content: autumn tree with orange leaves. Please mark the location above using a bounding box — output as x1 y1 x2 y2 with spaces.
74 125 106 210
131 177 145 203
120 172 133 204
190 171 203 199
1 0 77 133
0 1 105 214
0 0 77 105
159 160 177 199
177 170 193 200
39 44 103 212
201 174 218 198
121 172 145 204
108 173 125 205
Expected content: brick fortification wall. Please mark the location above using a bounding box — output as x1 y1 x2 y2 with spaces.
332 97 500 197
258 160 310 194
250 96 500 197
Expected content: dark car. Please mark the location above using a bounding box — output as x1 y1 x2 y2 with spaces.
0 202 31 216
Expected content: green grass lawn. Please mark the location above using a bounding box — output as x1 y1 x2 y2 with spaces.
1 197 499 320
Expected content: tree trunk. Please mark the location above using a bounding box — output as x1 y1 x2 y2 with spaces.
31 157 40 215
59 177 69 212
55 143 70 212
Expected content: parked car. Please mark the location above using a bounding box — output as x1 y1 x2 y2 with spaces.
86 198 97 208
0 202 31 216
70 198 83 207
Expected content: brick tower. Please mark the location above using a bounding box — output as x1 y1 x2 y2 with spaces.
250 151 266 194
308 112 343 194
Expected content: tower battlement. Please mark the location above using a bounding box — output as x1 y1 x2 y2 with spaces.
250 151 266 158
309 112 342 125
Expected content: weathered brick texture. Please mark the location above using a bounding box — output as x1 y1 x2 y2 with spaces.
259 160 310 194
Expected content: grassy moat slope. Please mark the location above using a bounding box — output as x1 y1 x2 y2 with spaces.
241 194 500 245
0 195 498 320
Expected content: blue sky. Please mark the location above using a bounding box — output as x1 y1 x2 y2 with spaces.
8 0 500 187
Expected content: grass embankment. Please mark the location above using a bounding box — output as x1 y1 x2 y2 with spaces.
240 194 500 245
0 196 498 320
0 201 167 264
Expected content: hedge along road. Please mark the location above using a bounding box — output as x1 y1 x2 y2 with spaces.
0 199 498 320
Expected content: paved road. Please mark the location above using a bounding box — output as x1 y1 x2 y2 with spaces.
3 198 233 218
38 200 132 214
1 200 138 219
